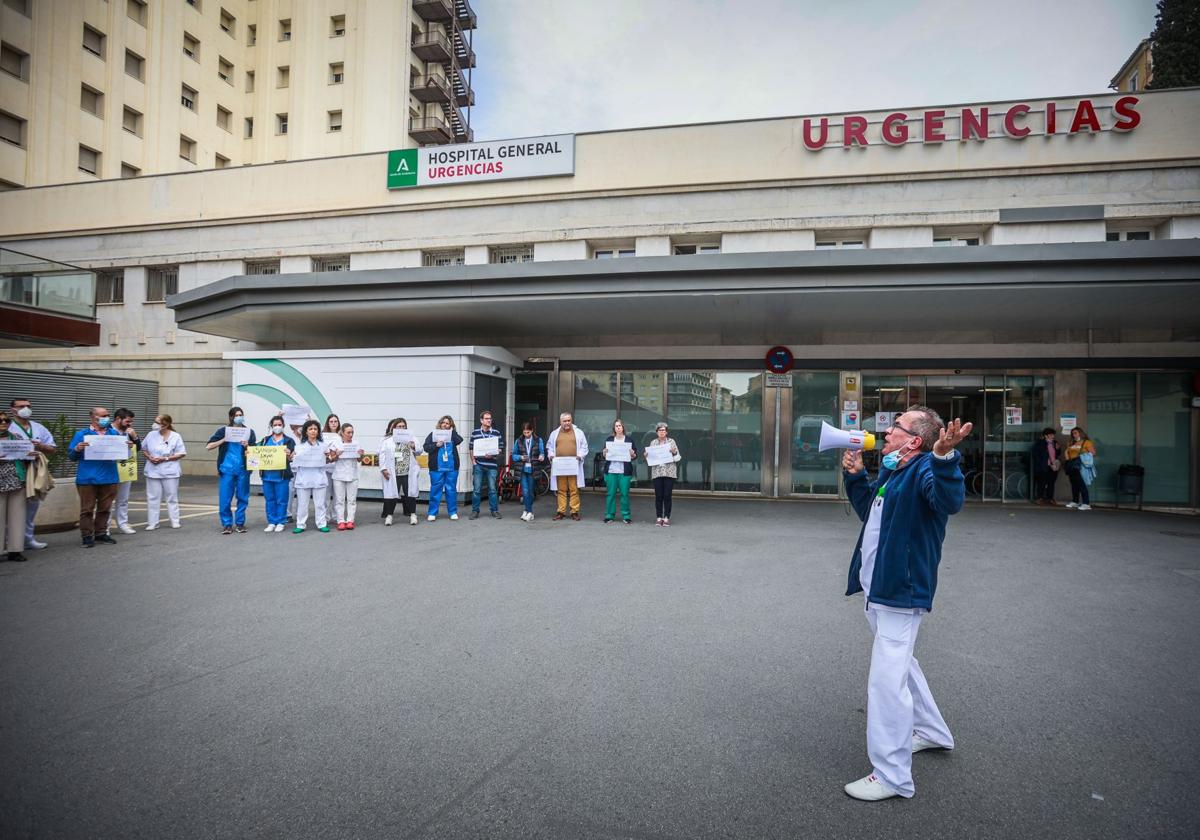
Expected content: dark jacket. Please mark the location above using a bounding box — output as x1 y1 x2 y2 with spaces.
1030 439 1059 473
603 435 639 477
423 430 464 472
843 450 965 612
511 435 545 471
208 426 258 475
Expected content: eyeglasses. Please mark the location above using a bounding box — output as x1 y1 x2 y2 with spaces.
889 421 916 436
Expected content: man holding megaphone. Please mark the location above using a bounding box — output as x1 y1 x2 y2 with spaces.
838 406 972 802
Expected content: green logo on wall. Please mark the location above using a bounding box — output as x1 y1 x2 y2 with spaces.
387 149 418 189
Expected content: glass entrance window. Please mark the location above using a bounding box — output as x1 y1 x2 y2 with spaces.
1139 372 1191 504
792 371 839 494
666 372 714 489
1085 373 1135 504
713 373 762 492
1001 376 1052 501
573 371 618 485
619 371 664 482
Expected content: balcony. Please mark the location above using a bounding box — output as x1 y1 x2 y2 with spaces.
456 0 477 30
409 116 454 145
412 27 453 63
410 72 452 103
0 248 99 347
413 0 454 22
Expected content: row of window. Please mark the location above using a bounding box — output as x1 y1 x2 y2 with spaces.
88 229 1159 305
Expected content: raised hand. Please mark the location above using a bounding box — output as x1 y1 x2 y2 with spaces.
933 418 974 456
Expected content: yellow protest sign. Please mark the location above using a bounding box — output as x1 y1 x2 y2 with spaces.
117 457 138 483
246 445 286 471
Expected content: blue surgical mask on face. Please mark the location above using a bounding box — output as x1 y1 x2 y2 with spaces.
882 441 913 470
96 416 111 428
233 416 245 426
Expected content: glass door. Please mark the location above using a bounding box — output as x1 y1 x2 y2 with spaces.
713 372 763 492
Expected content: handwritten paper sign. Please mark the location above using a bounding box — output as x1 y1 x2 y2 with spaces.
246 446 287 471
472 436 500 457
645 443 675 467
606 441 632 462
292 444 329 469
0 440 33 460
224 426 252 444
117 457 138 483
282 404 311 427
551 456 579 476
392 429 413 445
83 435 131 460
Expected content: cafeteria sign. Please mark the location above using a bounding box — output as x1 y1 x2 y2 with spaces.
388 134 575 189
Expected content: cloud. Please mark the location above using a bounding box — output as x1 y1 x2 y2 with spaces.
467 0 1157 140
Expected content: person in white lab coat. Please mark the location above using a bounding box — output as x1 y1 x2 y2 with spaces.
546 412 588 521
379 417 421 526
331 423 363 530
293 420 336 533
141 414 186 530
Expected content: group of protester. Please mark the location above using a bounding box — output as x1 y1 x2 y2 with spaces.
1 392 1013 804
1029 426 1098 509
205 408 686 535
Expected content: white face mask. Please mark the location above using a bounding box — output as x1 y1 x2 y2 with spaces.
16 407 32 420
151 423 162 431
272 425 284 434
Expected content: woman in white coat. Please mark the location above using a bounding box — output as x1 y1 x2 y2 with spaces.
379 417 421 526
142 413 187 530
546 412 588 521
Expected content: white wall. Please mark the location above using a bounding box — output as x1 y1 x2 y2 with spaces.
722 230 815 253
986 221 1106 245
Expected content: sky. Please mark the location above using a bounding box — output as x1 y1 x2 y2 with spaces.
466 0 1160 141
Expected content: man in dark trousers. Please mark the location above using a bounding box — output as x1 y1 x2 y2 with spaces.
840 405 972 801
1029 427 1061 505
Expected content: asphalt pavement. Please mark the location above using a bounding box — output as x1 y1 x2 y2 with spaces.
1 480 1198 839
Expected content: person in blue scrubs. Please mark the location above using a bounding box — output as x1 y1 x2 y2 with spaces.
206 406 257 534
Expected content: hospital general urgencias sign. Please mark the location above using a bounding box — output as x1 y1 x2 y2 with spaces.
387 134 575 189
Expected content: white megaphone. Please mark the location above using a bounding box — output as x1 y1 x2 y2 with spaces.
817 421 877 452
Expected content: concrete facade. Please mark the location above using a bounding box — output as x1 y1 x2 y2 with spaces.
1 88 1198 490
0 0 476 188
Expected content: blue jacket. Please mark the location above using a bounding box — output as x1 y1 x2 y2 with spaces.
511 435 545 472
844 450 965 612
67 426 125 485
423 430 464 472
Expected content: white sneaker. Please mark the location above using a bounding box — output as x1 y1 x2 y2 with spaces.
410 514 418 525
384 515 393 526
118 525 137 535
912 733 949 753
427 515 437 522
1078 504 1091 511
450 513 459 520
274 523 285 532
527 512 534 521
264 524 275 532
170 522 180 529
844 773 900 801
27 539 48 550
1065 502 1078 509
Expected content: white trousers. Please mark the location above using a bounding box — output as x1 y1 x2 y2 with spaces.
24 496 40 544
865 603 954 797
108 481 132 530
145 477 180 527
287 483 298 518
333 478 358 523
295 486 327 529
